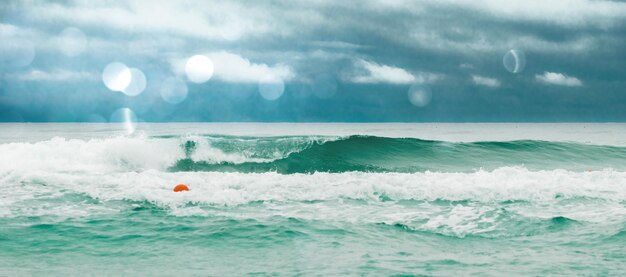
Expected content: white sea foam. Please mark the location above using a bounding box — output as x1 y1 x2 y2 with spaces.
185 135 275 164
0 135 274 173
3 167 626 237
2 129 626 238
0 136 182 172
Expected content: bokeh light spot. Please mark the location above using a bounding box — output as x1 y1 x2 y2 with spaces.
408 84 432 107
503 49 526 74
160 77 188 104
0 39 35 68
122 68 147 96
102 62 132 92
185 55 214 83
258 76 285 101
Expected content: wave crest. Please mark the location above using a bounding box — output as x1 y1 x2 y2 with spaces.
2 135 626 174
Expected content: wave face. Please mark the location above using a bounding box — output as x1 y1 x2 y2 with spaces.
171 135 626 173
4 134 623 174
2 128 626 275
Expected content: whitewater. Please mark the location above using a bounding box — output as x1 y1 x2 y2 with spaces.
1 123 626 275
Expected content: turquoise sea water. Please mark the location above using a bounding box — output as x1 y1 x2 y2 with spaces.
1 123 626 275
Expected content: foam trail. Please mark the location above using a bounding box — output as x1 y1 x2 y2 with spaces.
3 167 626 238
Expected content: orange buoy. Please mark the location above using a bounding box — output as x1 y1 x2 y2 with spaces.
173 184 189 192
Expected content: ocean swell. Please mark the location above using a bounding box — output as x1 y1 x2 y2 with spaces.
2 135 626 174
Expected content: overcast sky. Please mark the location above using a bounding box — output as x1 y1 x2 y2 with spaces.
1 0 625 122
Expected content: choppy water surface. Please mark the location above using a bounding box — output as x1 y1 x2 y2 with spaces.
1 123 625 275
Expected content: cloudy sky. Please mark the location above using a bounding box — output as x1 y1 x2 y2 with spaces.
1 0 625 122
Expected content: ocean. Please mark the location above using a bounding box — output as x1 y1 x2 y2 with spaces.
1 123 626 276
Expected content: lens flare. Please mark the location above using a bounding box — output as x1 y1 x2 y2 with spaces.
185 55 214 83
408 84 432 107
109 108 138 135
503 49 526 74
102 62 132 92
122 68 147 96
160 77 188 104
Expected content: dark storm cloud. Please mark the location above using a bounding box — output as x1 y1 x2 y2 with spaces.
1 0 625 122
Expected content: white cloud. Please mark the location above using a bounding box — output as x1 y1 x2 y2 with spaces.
209 52 294 82
23 1 270 41
171 51 295 83
438 0 626 28
351 60 414 84
15 0 619 56
0 23 42 42
0 23 21 36
309 41 366 49
535 72 583 87
409 30 596 54
10 69 97 81
335 0 626 27
471 75 500 88
413 72 443 84
348 59 441 84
